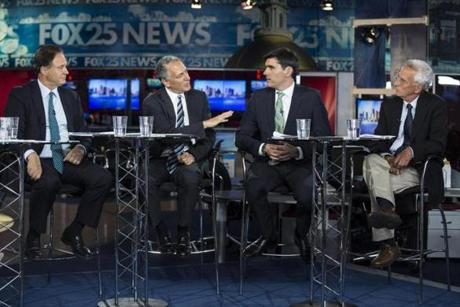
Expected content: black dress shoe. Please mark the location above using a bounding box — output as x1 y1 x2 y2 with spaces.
61 229 93 258
156 229 175 255
294 233 310 263
25 236 41 260
243 237 277 258
176 232 191 257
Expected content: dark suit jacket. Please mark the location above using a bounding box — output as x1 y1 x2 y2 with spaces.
236 85 331 163
371 91 448 205
142 87 215 163
5 80 90 153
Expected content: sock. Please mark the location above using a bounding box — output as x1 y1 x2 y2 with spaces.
376 197 394 210
66 220 84 237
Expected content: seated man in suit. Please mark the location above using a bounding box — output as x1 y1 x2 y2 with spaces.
363 59 448 268
235 48 331 260
142 55 233 256
6 45 112 258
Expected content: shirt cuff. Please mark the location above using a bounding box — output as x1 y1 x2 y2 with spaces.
75 144 87 155
258 143 266 156
407 146 414 158
24 149 36 161
295 146 304 160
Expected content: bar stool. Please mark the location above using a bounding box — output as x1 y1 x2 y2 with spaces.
238 151 301 295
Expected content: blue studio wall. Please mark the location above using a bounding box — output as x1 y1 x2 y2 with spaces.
0 0 354 70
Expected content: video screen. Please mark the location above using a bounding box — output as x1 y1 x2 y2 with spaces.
88 79 128 110
194 80 246 112
131 79 140 110
146 78 162 89
250 80 267 92
435 75 460 104
356 98 383 134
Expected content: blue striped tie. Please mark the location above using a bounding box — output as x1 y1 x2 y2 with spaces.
166 95 185 174
48 92 64 174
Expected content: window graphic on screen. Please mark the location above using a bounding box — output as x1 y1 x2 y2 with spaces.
130 79 140 110
194 80 246 112
88 79 128 110
250 80 267 92
356 99 383 134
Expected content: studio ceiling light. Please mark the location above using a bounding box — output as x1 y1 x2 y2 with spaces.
241 0 256 10
320 0 334 11
191 0 202 9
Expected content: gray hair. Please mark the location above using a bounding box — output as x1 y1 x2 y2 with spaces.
402 59 434 90
156 55 181 81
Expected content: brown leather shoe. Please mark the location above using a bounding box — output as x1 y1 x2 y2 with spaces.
371 244 400 268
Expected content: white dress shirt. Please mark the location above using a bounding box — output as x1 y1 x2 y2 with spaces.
258 82 303 160
24 79 70 160
389 96 418 154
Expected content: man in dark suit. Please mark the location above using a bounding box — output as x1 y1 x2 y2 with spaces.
235 48 331 260
142 55 232 256
363 59 448 268
5 45 112 258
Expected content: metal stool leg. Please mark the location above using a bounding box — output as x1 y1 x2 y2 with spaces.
439 206 451 291
239 195 250 295
96 227 104 300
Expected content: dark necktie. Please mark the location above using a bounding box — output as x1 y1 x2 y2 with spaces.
275 91 285 133
48 92 64 173
403 104 413 147
166 95 185 174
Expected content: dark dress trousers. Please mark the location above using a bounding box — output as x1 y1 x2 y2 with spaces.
369 91 449 206
236 85 331 240
142 88 215 229
5 80 112 233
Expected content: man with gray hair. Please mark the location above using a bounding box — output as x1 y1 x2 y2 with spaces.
363 59 448 268
142 55 232 256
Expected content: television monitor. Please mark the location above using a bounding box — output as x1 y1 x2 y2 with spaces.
146 78 162 89
435 75 460 104
356 98 383 134
130 79 140 110
250 80 267 92
193 80 246 112
88 79 128 110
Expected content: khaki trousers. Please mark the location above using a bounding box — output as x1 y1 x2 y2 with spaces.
362 154 419 242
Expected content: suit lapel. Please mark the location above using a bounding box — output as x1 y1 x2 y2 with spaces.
411 92 429 140
265 89 276 134
159 88 177 127
184 91 197 123
285 85 301 135
31 81 47 136
58 87 73 130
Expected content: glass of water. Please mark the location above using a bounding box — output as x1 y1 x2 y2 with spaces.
346 119 361 139
8 117 19 139
112 116 128 137
139 116 154 137
296 118 311 139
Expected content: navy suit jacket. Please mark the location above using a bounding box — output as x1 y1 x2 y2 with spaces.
236 84 331 164
370 91 448 205
5 80 90 154
142 87 215 163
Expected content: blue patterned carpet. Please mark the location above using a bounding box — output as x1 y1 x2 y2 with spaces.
21 257 460 307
